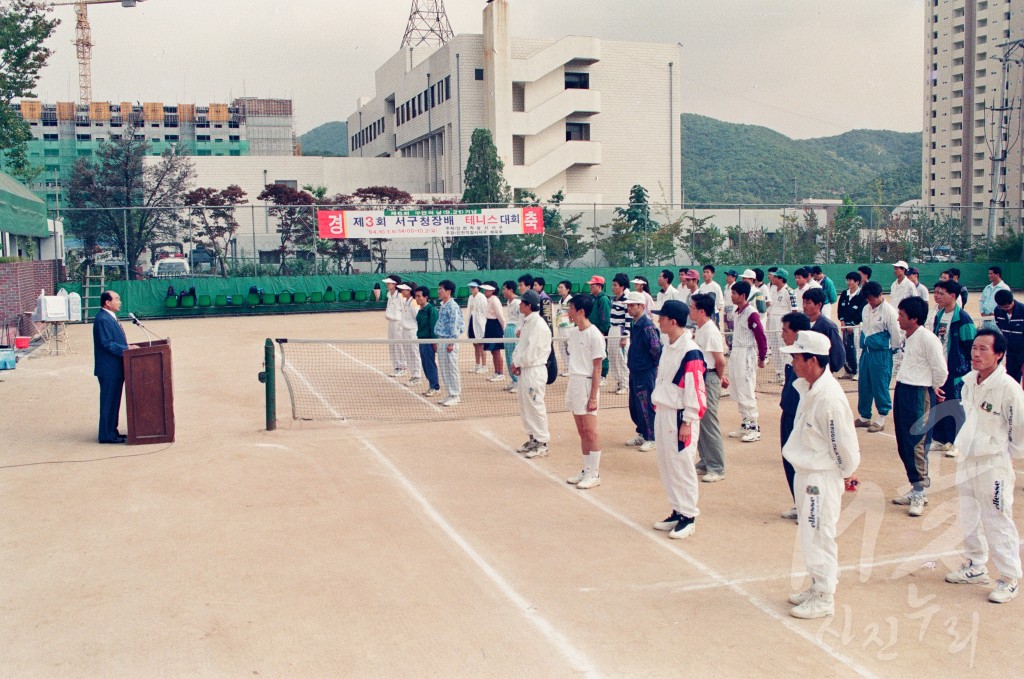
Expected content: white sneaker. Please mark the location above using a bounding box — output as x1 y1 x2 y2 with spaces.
508 385 518 393
892 491 930 506
625 435 645 446
614 387 628 395
720 389 730 398
944 444 959 458
653 511 682 531
908 493 926 517
600 378 607 387
524 443 549 459
638 440 656 452
729 422 751 438
566 469 586 485
389 368 407 377
945 559 990 585
423 388 440 397
989 579 1019 603
474 365 487 374
788 587 815 605
740 427 761 443
668 516 696 539
487 373 505 382
441 397 461 407
559 371 569 377
408 377 422 385
516 436 537 454
701 471 725 483
790 591 834 619
780 506 798 521
576 471 601 489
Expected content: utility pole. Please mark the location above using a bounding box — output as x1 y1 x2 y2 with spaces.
986 39 1024 241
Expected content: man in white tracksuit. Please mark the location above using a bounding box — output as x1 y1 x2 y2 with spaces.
649 300 707 540
511 290 553 458
944 328 1023 604
396 283 422 384
767 268 797 382
383 276 406 376
728 280 769 442
782 331 861 619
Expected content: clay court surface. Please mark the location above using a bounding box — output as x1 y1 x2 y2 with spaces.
2 304 1022 678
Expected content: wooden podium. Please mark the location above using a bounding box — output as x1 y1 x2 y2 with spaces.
123 339 175 445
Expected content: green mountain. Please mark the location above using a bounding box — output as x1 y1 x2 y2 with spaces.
681 114 921 206
299 121 348 157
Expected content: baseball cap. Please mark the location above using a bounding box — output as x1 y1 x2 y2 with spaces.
684 270 699 280
587 275 605 286
893 260 909 270
780 330 831 356
724 269 738 277
520 290 541 309
741 269 757 280
652 300 689 325
907 267 919 276
624 291 646 305
773 267 790 280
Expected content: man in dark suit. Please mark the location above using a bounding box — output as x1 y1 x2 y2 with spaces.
93 291 130 443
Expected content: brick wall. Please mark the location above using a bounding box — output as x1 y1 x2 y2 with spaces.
0 260 57 338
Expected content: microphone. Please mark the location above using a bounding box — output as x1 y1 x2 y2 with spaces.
127 312 159 343
129 312 141 326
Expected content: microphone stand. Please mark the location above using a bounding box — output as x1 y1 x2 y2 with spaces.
129 314 164 343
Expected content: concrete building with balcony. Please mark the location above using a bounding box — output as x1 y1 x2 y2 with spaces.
922 0 1024 236
347 0 682 206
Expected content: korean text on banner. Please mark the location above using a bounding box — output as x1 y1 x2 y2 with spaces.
317 207 544 239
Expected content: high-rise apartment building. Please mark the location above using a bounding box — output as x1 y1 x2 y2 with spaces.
923 0 1024 236
6 97 296 209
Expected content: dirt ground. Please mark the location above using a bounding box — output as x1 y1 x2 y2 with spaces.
1 298 1022 678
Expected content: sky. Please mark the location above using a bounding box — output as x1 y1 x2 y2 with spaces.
31 0 925 140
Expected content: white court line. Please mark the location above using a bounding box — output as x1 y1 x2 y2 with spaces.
282 373 599 677
476 426 881 679
326 344 444 414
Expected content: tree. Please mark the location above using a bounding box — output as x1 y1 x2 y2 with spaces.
66 130 194 277
182 185 247 277
305 184 357 274
351 185 413 273
594 184 660 266
455 128 511 269
678 214 728 266
257 183 316 274
0 1 59 180
778 208 821 265
513 190 588 268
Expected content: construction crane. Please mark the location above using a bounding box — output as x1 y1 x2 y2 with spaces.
47 0 147 105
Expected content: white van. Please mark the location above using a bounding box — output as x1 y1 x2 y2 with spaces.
150 257 191 277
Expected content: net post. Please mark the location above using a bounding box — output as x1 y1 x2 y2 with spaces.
263 338 276 431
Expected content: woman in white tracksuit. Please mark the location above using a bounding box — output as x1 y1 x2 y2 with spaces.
397 284 421 383
511 291 552 458
781 331 861 620
383 277 405 375
945 329 1024 604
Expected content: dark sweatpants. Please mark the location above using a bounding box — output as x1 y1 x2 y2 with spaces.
931 379 964 446
842 328 857 375
894 382 932 490
628 370 656 442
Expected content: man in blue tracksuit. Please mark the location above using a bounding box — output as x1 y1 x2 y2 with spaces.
930 279 976 457
855 282 902 433
625 290 662 451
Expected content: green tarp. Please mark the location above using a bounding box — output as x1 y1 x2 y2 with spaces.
0 170 47 238
60 262 1023 320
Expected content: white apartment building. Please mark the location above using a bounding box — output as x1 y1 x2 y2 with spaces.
347 0 682 206
923 0 1024 236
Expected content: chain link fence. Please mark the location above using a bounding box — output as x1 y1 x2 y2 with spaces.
52 202 1024 280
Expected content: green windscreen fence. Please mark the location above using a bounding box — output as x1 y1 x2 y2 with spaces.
59 262 1022 320
0 170 47 238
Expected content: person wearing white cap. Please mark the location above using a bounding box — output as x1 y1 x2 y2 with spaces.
855 281 901 432
397 283 422 384
625 290 660 452
890 261 916 310
741 269 768 328
467 280 488 374
511 290 552 457
383 276 406 376
766 268 798 383
781 330 860 619
631 276 655 321
480 282 507 382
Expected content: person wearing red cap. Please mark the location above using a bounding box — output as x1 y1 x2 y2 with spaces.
588 275 611 385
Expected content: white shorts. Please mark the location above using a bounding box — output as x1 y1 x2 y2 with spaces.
565 375 598 416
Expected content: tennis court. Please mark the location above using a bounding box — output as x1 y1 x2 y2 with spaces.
1 306 1020 677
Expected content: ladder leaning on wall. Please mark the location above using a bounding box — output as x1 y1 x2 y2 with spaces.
82 265 106 322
